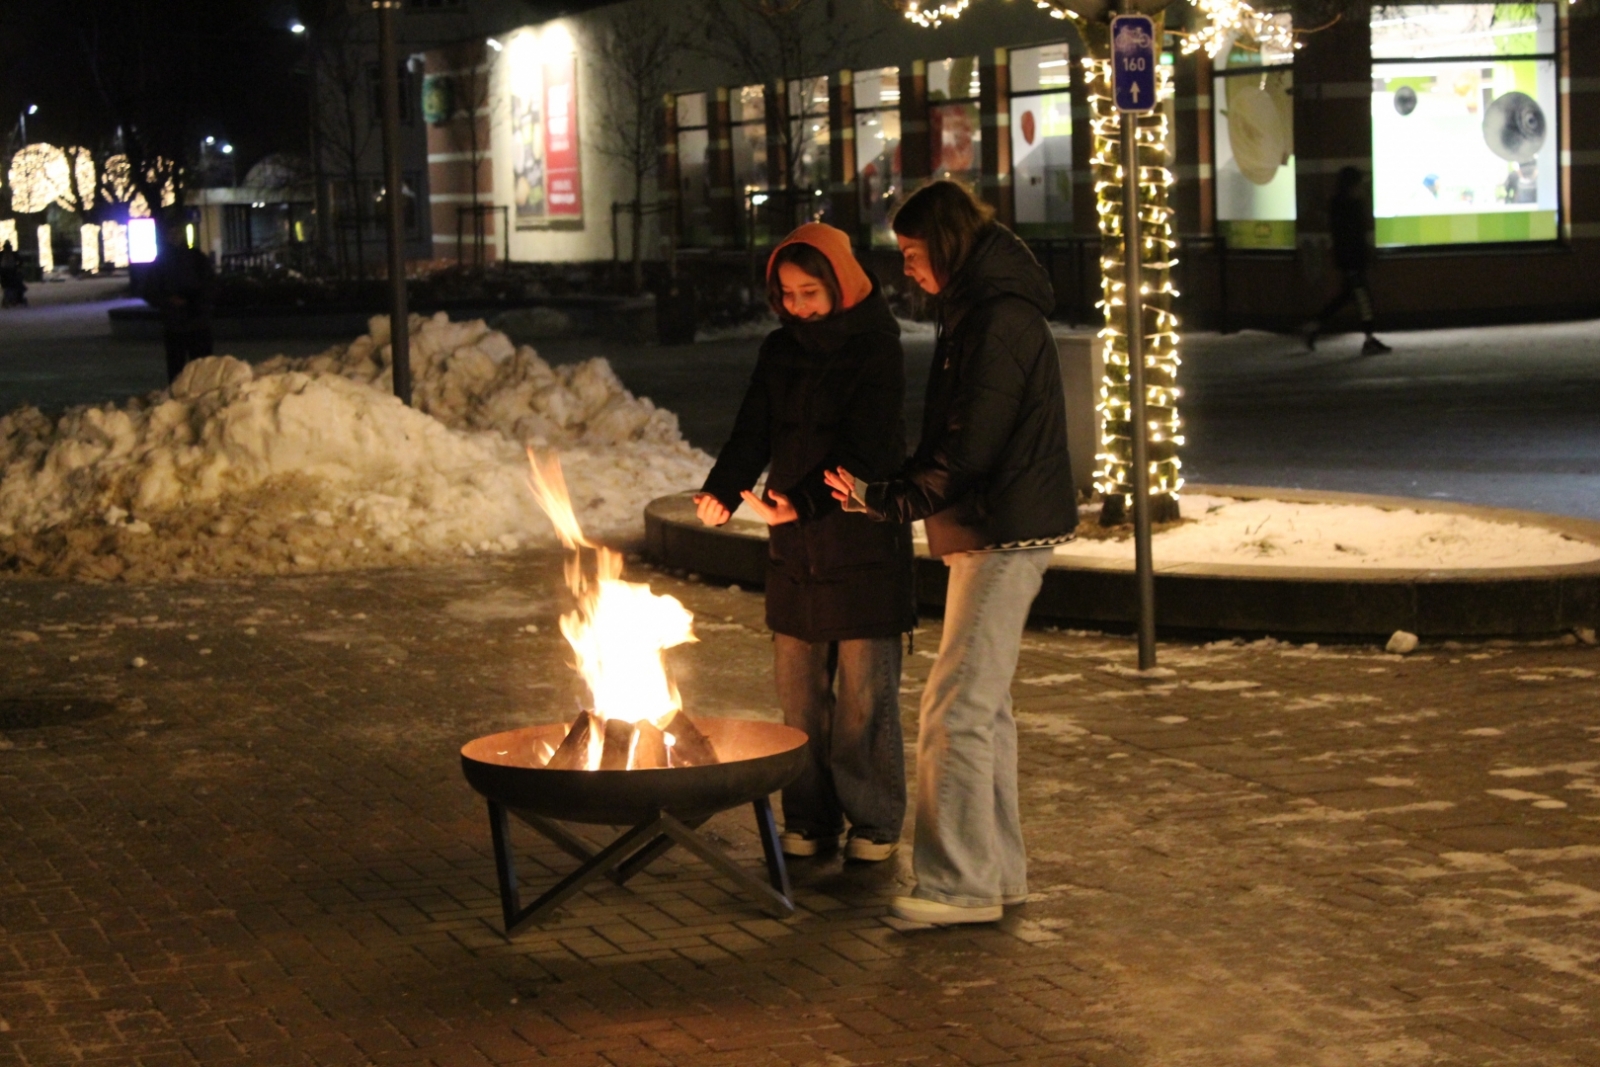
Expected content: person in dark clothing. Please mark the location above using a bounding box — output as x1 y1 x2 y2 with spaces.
143 229 217 383
1305 166 1391 355
0 242 27 308
696 222 915 863
824 180 1076 926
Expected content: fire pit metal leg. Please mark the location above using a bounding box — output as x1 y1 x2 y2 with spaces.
486 798 796 934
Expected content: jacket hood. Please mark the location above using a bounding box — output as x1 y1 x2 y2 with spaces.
939 223 1055 319
785 277 900 354
766 222 874 310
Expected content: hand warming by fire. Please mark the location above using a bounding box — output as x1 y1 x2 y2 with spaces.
525 449 720 771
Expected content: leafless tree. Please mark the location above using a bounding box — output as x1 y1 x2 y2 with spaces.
686 0 877 225
591 5 674 292
310 9 378 278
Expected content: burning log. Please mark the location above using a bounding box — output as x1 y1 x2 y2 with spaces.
631 721 670 770
661 710 720 767
545 710 602 770
600 717 635 771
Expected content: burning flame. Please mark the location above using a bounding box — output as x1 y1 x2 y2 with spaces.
526 450 696 728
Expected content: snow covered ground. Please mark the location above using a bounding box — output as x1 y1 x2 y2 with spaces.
1051 493 1600 570
0 313 712 580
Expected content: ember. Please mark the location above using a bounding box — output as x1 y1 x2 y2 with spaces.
526 450 718 770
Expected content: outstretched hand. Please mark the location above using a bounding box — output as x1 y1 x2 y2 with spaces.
693 492 731 527
740 488 797 526
823 467 862 510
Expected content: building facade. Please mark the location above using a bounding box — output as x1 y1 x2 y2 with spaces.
420 0 1600 329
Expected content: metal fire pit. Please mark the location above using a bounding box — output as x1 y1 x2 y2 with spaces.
461 717 807 934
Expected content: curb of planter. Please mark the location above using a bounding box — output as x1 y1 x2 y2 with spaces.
642 485 1600 639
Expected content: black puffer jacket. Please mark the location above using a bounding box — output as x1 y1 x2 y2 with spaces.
861 224 1077 556
701 285 916 642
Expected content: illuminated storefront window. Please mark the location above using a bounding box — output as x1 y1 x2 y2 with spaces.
675 92 712 247
1009 42 1074 238
732 84 769 199
928 56 981 188
1212 18 1296 249
855 67 902 247
788 77 831 223
1370 3 1558 246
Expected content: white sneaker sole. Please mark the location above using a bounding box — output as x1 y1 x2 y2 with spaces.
890 895 1003 925
779 832 835 857
844 838 898 862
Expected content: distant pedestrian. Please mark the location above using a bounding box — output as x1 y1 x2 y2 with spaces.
0 241 28 308
696 222 914 864
143 225 216 383
1305 166 1391 355
825 180 1076 926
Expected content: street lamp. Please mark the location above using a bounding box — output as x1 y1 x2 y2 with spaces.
289 19 306 33
19 103 37 145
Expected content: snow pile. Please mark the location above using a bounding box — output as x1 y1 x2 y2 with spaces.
0 313 711 580
1053 494 1600 569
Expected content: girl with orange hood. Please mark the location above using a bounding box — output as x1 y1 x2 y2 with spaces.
695 223 914 862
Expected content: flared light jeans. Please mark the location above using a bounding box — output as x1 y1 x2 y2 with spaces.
912 547 1052 907
773 634 907 844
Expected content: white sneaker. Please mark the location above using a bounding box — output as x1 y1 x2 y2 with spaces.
844 837 898 862
890 895 1003 925
779 831 836 857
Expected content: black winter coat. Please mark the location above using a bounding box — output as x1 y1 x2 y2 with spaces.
701 286 916 643
861 224 1077 556
1329 193 1370 271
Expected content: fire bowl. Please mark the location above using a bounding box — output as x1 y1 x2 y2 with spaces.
460 718 809 932
461 718 806 825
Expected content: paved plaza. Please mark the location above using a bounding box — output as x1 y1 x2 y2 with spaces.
3 553 1599 1066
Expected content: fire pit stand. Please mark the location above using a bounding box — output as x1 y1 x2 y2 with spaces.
462 718 808 935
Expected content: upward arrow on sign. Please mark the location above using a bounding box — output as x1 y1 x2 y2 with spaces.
1129 83 1141 104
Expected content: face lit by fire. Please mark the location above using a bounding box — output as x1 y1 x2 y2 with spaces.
525 450 696 726
897 234 941 295
778 262 834 321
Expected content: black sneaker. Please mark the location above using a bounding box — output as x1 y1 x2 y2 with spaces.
1361 336 1392 355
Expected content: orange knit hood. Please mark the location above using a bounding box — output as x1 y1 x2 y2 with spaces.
765 222 873 311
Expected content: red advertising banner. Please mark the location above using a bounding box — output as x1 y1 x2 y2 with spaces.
543 55 581 219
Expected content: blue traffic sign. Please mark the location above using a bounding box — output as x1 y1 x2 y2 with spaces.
1111 15 1157 113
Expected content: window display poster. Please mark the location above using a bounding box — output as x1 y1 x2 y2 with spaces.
510 39 581 230
1213 68 1296 249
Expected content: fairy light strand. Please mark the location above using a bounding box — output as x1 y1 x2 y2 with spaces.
1085 56 1184 520
1181 0 1298 58
902 0 971 28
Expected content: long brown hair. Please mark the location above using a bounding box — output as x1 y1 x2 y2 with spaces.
766 242 842 319
890 180 995 288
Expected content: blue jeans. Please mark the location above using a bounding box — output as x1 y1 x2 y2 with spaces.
773 634 906 843
913 548 1052 907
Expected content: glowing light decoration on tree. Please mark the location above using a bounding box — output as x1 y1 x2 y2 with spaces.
102 221 130 268
1181 0 1297 58
902 0 972 27
36 224 55 272
56 150 99 211
9 143 70 214
0 220 16 252
80 224 101 273
1084 51 1183 523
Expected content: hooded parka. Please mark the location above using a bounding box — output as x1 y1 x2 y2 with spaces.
701 230 915 643
861 223 1077 556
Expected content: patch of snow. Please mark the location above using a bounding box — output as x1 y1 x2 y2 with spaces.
1053 495 1600 569
1019 673 1084 686
0 313 711 579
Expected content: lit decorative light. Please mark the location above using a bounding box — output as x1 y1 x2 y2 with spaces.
36 224 55 273
1181 0 1298 57
0 220 16 252
80 224 101 273
1084 55 1184 522
102 221 130 268
903 0 972 28
8 143 69 214
56 149 97 211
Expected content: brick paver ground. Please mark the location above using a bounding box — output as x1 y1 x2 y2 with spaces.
3 554 1598 1066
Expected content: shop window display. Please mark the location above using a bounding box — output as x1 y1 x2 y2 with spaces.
928 56 981 188
1211 21 1296 250
1370 4 1558 246
675 92 712 247
855 67 902 247
787 77 831 221
1010 43 1074 238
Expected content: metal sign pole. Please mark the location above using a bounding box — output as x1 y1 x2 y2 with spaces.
376 0 411 406
1112 12 1158 670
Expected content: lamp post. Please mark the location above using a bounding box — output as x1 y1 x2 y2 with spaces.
375 0 411 406
19 103 37 145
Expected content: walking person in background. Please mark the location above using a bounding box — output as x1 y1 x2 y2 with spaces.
0 241 28 308
824 180 1076 925
143 223 216 383
1305 166 1391 355
695 222 915 863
